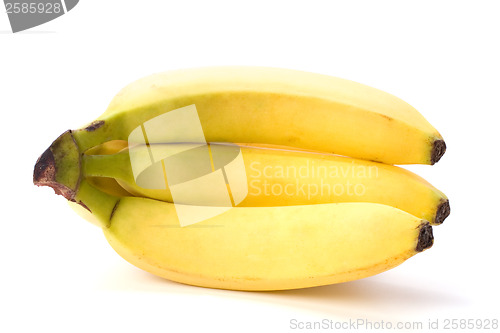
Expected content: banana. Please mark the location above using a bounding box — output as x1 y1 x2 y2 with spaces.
68 179 433 291
81 142 449 224
32 67 447 291
71 67 445 165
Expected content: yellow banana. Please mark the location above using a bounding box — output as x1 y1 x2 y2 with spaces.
82 142 449 224
71 67 445 165
67 179 432 291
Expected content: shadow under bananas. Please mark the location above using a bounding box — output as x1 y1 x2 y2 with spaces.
98 264 467 320
259 278 466 320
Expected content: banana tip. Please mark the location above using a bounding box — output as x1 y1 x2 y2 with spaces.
431 139 446 164
434 200 450 225
416 222 434 252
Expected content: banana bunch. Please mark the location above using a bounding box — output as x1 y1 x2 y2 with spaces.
34 67 448 291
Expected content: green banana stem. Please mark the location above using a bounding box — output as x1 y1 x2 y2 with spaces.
74 180 121 228
81 151 133 182
72 101 187 152
71 113 125 152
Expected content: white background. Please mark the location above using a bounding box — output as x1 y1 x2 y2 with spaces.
1 1 499 332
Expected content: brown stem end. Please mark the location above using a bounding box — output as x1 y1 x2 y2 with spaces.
431 139 446 165
33 130 81 201
434 199 451 225
33 147 76 201
416 222 434 252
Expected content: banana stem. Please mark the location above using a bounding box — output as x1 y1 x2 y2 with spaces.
74 180 121 228
72 113 126 152
81 151 133 182
72 103 180 152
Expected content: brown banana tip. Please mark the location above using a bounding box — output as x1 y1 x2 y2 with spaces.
33 147 75 201
416 222 434 252
431 139 446 165
434 200 451 225
33 148 55 185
